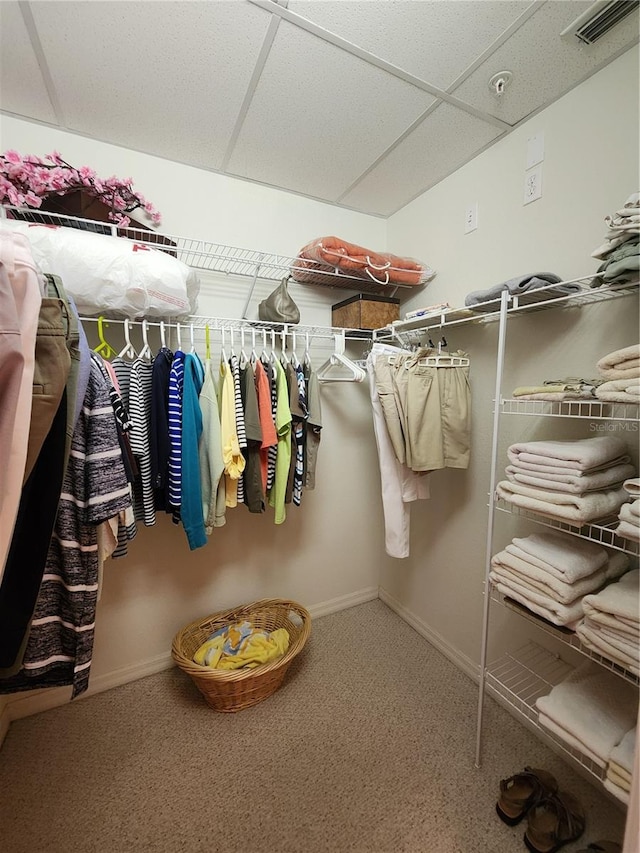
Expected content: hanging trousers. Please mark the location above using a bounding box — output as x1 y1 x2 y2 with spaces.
0 230 43 583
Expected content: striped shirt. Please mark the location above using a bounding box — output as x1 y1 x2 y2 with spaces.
292 363 308 506
168 350 185 513
263 358 278 493
129 358 155 526
230 355 246 504
0 361 131 698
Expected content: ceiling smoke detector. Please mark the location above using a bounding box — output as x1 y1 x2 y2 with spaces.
488 71 513 97
561 0 639 45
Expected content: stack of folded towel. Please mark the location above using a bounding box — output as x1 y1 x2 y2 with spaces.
464 272 580 312
490 530 629 628
576 569 640 676
605 726 636 805
536 662 638 770
496 436 634 525
592 192 640 286
511 377 602 402
616 477 640 542
595 344 640 404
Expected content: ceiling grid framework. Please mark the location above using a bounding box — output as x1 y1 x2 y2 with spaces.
0 0 638 217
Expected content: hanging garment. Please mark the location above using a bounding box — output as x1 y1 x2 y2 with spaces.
291 362 308 507
168 349 185 517
150 346 173 512
367 344 430 559
220 358 245 508
241 363 264 513
303 363 322 490
0 228 44 582
68 295 91 432
199 359 225 532
267 358 292 525
0 360 131 698
253 359 277 495
181 352 206 550
129 357 156 526
263 357 278 493
229 354 247 504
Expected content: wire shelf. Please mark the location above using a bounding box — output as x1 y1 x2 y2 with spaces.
485 642 607 783
0 205 413 296
494 500 640 556
490 587 639 687
501 397 640 421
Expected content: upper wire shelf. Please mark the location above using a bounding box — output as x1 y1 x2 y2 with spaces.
0 205 413 297
501 397 640 422
374 276 639 340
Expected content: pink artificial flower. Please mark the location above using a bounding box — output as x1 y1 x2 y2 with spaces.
4 150 22 164
24 192 43 207
47 151 64 166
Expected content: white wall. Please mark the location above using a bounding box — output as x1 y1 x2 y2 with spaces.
381 45 640 670
0 114 392 723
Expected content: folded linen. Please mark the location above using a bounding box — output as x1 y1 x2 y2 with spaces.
507 436 628 473
624 477 640 496
505 461 635 495
509 454 631 477
580 619 640 656
616 519 640 542
491 550 609 604
509 392 595 402
490 578 585 627
610 726 637 776
508 530 608 582
608 760 632 787
496 480 628 525
600 254 640 284
582 569 639 623
603 777 630 805
596 344 640 379
620 501 640 523
595 378 640 402
512 384 590 397
464 272 564 307
576 626 639 676
535 663 639 767
592 233 638 260
538 711 605 766
606 764 631 792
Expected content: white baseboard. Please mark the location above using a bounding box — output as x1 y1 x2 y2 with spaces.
379 586 480 683
0 586 379 747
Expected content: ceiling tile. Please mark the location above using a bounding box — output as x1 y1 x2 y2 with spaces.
0 2 57 124
287 0 529 89
453 0 640 124
340 103 503 216
27 0 272 169
226 19 436 200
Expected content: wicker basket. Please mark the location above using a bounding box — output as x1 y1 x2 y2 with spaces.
171 598 311 712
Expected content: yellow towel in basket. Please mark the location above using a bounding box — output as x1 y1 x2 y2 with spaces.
193 620 290 670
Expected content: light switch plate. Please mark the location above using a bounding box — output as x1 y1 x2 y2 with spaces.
464 202 478 234
524 165 543 205
526 132 544 169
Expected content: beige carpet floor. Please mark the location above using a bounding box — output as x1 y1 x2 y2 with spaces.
0 600 627 853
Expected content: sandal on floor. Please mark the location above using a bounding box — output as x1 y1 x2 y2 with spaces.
496 766 558 826
524 791 586 853
576 843 621 853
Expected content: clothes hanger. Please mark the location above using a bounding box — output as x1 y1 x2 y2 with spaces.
280 328 289 366
418 335 470 367
189 323 196 354
175 322 183 352
220 327 228 365
118 318 138 360
304 332 312 369
291 330 301 369
260 328 269 364
239 327 249 368
205 324 211 362
160 320 167 350
93 315 117 360
317 332 366 383
139 319 153 362
230 327 236 359
250 329 258 366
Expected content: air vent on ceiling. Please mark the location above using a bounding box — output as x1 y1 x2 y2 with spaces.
561 0 639 45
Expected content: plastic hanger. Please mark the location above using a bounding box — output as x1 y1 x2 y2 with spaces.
418 337 469 368
205 324 211 361
230 328 236 358
280 329 289 366
118 319 137 360
269 330 277 365
239 327 249 368
220 327 228 364
304 332 312 369
189 323 196 354
176 322 183 352
260 329 269 364
317 332 366 383
291 331 301 369
139 319 153 362
93 315 116 360
160 320 167 349
250 329 258 366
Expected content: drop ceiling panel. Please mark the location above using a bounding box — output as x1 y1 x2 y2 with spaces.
226 19 437 200
341 103 503 216
287 0 530 89
0 2 57 124
453 0 640 124
27 0 272 169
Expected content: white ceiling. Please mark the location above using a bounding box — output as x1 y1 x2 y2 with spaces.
1 0 638 217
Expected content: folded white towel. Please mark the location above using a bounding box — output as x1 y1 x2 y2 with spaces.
620 500 640 522
507 436 628 473
508 455 631 477
508 530 608 583
597 344 640 375
496 480 628 525
491 550 608 604
575 625 639 676
606 764 632 792
583 569 639 623
610 726 637 776
536 663 638 767
624 478 640 496
596 378 640 401
490 576 586 627
505 462 635 494
616 519 640 542
538 711 605 766
603 776 630 806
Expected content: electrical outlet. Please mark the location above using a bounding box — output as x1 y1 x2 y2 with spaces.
464 202 478 234
524 165 543 205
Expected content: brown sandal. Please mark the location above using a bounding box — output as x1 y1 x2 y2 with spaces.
524 790 586 853
576 844 621 853
496 766 558 826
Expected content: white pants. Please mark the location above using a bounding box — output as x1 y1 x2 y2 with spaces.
367 344 430 559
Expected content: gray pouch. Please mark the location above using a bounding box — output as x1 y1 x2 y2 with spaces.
258 276 300 324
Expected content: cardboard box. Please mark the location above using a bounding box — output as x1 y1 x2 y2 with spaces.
331 293 400 330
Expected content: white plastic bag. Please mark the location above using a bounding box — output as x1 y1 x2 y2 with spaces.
3 220 199 318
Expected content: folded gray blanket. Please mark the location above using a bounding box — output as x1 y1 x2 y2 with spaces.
464 273 578 311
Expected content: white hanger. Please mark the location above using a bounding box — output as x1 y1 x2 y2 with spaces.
260 329 269 363
418 337 469 368
189 323 196 354
239 327 249 368
291 330 301 368
176 322 183 352
317 332 366 383
118 319 137 359
220 327 228 364
250 329 258 366
304 332 311 368
280 328 289 365
160 320 167 349
230 327 236 358
139 319 153 362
